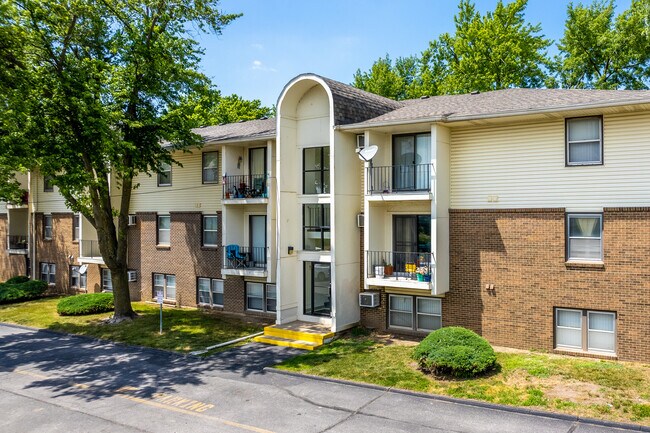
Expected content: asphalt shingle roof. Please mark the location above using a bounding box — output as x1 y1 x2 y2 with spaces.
194 117 276 143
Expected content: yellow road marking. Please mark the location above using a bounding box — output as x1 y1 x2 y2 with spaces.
13 369 275 433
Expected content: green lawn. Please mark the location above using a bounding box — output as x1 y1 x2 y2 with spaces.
277 334 650 426
0 297 263 353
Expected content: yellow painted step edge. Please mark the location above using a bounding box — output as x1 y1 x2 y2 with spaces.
253 336 319 351
263 327 335 344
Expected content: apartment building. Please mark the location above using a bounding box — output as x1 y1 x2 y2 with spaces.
2 73 650 361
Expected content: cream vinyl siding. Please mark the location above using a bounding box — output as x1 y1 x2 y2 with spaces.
450 112 650 210
33 174 71 213
0 201 7 213
130 149 222 213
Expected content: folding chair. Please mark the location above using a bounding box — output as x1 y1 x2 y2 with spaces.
226 244 248 268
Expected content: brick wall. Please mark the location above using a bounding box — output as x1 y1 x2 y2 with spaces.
444 207 650 362
0 214 26 281
34 213 80 293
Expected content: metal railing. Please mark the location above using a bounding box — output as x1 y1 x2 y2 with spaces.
7 235 28 250
223 174 267 199
80 240 102 258
367 164 433 194
223 245 268 270
367 250 435 282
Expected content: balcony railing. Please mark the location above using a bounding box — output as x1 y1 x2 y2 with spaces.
7 235 28 250
367 250 435 282
223 174 267 199
223 245 268 270
80 240 102 258
367 164 433 194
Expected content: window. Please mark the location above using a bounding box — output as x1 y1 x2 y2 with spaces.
44 176 54 192
158 162 172 186
197 277 224 307
566 116 603 165
303 146 329 194
70 265 87 290
567 214 602 261
303 204 330 251
157 215 170 245
555 308 615 354
153 273 176 300
102 268 113 292
43 214 52 240
73 214 80 242
388 295 441 332
202 152 219 183
40 262 56 285
246 282 276 312
202 215 218 246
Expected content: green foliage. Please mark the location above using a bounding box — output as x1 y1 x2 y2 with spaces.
553 0 650 89
6 275 30 284
353 55 426 100
57 293 115 316
413 327 497 377
0 279 48 304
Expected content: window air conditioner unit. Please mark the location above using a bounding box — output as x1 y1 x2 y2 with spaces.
127 270 138 282
356 134 365 150
359 291 380 308
128 214 137 226
357 213 364 228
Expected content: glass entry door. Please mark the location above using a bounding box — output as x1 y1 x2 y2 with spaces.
249 215 267 266
392 134 431 191
304 262 331 316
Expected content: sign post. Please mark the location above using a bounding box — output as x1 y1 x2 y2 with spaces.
156 290 163 334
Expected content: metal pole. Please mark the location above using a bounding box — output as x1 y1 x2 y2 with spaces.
159 303 163 335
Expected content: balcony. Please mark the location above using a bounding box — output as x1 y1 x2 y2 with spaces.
366 250 435 291
79 240 104 264
6 190 28 209
367 164 434 200
222 174 268 204
6 235 28 254
222 245 268 277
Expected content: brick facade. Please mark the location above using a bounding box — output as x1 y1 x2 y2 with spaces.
0 214 27 281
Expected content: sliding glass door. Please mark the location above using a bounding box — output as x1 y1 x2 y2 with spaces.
392 134 431 191
304 262 331 317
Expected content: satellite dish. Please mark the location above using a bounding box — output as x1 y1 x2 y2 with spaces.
78 264 88 275
356 145 378 162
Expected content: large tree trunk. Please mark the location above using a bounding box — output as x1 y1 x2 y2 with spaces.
110 266 135 321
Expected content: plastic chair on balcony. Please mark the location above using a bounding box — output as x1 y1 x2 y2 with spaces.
226 244 248 268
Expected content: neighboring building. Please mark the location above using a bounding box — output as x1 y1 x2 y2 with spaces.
1 73 649 361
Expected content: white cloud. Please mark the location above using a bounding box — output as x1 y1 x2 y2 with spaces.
251 60 276 72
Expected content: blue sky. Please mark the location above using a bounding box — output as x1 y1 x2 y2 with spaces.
197 0 632 107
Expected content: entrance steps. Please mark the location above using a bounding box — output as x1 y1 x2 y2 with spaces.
253 321 334 351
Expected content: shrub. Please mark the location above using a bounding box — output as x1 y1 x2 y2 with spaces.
6 275 30 284
57 293 114 316
0 279 48 304
412 327 497 378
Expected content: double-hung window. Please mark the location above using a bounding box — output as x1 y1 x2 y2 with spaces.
153 273 176 300
44 176 54 192
388 295 441 332
303 147 329 194
73 214 80 242
197 277 224 307
202 215 218 246
157 215 171 245
245 282 276 313
566 116 603 165
102 268 113 292
555 308 616 354
303 204 330 251
158 162 172 186
202 152 219 183
70 265 86 290
43 214 53 240
40 262 56 285
567 214 602 261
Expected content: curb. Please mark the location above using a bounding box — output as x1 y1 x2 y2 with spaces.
265 367 650 432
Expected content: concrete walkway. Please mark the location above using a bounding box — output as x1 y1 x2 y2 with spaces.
0 323 646 433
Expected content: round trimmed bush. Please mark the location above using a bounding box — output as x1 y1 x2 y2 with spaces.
412 327 497 378
57 293 114 316
6 275 30 284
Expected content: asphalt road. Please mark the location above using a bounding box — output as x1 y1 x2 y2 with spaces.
0 323 645 433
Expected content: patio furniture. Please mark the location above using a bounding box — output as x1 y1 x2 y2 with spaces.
226 244 248 268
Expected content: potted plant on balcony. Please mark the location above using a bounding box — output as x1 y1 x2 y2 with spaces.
416 266 430 282
384 262 393 276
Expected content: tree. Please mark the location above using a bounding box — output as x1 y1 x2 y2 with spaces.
352 55 423 100
6 0 239 321
553 0 650 89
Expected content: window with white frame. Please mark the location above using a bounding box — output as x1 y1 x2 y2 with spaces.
73 214 80 242
246 282 276 312
202 215 218 246
567 214 602 261
566 116 602 165
202 152 219 183
158 162 172 186
70 265 87 290
43 214 52 240
157 215 170 245
197 277 224 307
40 262 55 285
555 308 615 354
153 273 176 300
102 268 112 292
389 295 441 332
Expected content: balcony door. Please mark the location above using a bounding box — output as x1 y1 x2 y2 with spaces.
249 147 267 195
304 262 331 317
393 215 431 272
392 134 431 191
249 215 266 266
